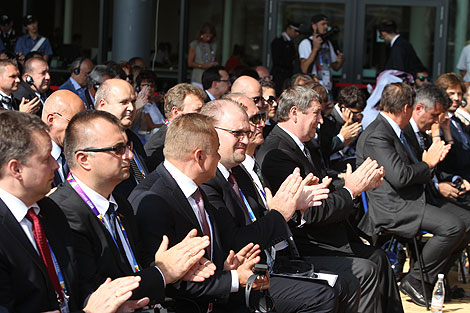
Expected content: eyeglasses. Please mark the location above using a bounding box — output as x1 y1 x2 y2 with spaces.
263 96 277 106
53 112 71 122
214 126 252 139
416 76 429 81
249 111 267 125
75 141 133 155
259 75 273 81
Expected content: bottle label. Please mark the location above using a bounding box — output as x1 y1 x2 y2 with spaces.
431 294 444 310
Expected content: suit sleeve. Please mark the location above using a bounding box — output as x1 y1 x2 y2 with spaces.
362 131 431 189
261 148 353 225
133 192 233 302
200 181 289 253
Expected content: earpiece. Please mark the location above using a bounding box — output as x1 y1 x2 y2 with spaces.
72 57 86 75
25 75 34 85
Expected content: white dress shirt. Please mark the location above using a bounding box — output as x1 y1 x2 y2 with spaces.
51 140 66 182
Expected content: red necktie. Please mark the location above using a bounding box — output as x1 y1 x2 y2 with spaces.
26 208 64 302
192 189 211 259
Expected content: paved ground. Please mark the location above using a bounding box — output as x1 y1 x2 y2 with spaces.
400 269 470 312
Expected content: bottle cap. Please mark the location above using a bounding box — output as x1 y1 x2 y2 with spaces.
438 273 444 279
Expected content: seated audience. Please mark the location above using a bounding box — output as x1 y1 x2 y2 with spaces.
59 57 94 105
144 83 206 171
356 82 470 307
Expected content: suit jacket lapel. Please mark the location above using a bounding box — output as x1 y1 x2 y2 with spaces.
403 123 423 159
156 165 204 235
273 126 316 174
0 199 50 282
64 182 132 273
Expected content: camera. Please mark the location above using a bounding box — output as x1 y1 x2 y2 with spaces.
318 26 339 41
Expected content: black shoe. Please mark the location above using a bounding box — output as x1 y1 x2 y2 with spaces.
399 276 430 307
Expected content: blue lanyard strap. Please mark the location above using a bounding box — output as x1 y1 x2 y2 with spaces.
48 241 69 311
239 189 257 222
67 173 141 273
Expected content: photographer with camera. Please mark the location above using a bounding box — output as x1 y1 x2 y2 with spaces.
299 14 344 92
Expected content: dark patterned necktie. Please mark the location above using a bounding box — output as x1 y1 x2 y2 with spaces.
192 189 211 259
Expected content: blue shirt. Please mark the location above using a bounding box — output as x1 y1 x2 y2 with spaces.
15 34 53 56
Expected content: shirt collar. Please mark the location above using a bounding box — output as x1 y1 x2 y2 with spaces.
281 32 291 41
73 176 117 216
0 187 39 223
69 77 82 91
0 90 11 98
241 154 255 172
410 117 420 133
206 90 216 101
217 163 231 181
334 103 343 121
380 112 402 139
457 107 470 120
163 160 198 199
390 34 400 47
277 124 305 151
50 139 62 161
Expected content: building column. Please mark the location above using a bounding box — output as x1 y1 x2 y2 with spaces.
112 0 153 63
454 0 469 70
63 0 73 44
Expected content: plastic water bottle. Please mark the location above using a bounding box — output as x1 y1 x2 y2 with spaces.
431 273 445 313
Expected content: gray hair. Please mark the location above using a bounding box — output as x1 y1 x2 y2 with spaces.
414 83 450 111
276 86 321 122
87 65 112 89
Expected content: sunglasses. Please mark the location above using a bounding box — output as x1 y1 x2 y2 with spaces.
249 111 267 125
75 141 133 155
214 126 252 139
263 96 277 106
251 96 264 105
416 76 429 81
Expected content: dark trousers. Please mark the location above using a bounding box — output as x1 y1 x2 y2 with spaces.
412 201 470 285
304 256 378 313
270 276 339 313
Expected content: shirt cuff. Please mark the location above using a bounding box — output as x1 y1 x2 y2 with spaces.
336 134 345 143
297 211 307 228
230 270 239 292
155 266 166 287
343 186 355 199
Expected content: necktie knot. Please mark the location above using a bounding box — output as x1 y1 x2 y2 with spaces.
26 207 38 223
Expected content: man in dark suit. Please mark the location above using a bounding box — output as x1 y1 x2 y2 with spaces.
41 90 85 187
202 66 231 102
257 86 405 313
206 95 359 313
0 111 154 312
0 59 41 113
144 83 206 171
271 22 300 95
130 113 270 312
95 78 149 198
378 20 424 75
435 73 470 180
13 57 51 109
50 110 215 305
356 82 470 307
403 83 470 207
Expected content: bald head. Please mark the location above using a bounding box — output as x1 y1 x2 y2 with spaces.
42 90 86 147
231 76 267 111
95 79 136 129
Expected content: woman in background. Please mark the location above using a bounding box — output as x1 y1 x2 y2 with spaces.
188 23 217 88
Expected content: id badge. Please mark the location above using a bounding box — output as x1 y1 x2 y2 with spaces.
58 293 70 313
320 69 332 90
